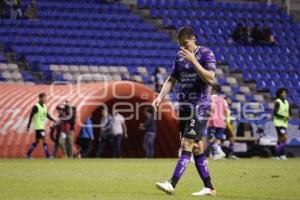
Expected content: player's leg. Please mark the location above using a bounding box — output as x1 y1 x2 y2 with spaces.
65 131 74 158
40 130 50 158
26 130 41 158
278 128 288 160
226 124 238 159
192 139 216 196
275 127 287 160
205 127 216 157
147 134 155 158
156 137 193 195
58 134 67 157
52 136 60 158
226 124 234 156
213 128 226 160
216 128 226 159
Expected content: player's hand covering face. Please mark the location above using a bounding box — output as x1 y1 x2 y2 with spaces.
180 47 196 63
178 37 197 63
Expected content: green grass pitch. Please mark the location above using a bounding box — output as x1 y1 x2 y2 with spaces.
0 158 300 200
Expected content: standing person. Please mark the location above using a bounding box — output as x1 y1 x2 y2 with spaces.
224 96 238 159
139 107 156 158
153 26 216 196
76 117 94 158
52 105 69 158
207 85 227 160
111 110 128 158
64 101 76 158
26 93 56 159
96 109 113 158
273 88 291 160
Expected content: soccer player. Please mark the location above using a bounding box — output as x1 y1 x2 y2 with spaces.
207 84 227 160
26 93 56 158
153 27 216 196
273 88 291 160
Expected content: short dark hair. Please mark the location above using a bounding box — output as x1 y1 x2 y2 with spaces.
212 84 221 94
177 26 196 41
38 92 46 99
224 96 231 101
276 88 288 98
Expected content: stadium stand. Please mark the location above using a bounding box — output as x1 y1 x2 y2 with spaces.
0 0 174 85
0 0 299 117
137 0 300 116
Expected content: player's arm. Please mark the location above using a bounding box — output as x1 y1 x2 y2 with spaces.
27 105 38 130
180 47 215 84
47 113 56 122
152 76 177 111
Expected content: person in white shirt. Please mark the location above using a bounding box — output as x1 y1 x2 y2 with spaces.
112 110 128 158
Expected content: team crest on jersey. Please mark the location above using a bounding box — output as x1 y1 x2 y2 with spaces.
189 129 196 135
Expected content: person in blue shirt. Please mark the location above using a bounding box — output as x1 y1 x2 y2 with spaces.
76 117 94 158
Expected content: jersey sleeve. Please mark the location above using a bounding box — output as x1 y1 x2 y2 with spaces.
170 55 180 80
203 49 216 72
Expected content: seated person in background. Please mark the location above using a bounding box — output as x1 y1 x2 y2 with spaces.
252 24 264 44
262 27 276 45
25 0 38 20
232 23 244 42
232 23 253 45
241 26 254 45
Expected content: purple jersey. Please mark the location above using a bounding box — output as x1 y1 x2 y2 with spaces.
170 46 216 116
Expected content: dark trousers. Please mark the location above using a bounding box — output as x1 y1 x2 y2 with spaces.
65 131 74 158
96 134 114 158
113 134 123 158
76 137 92 158
143 132 156 158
